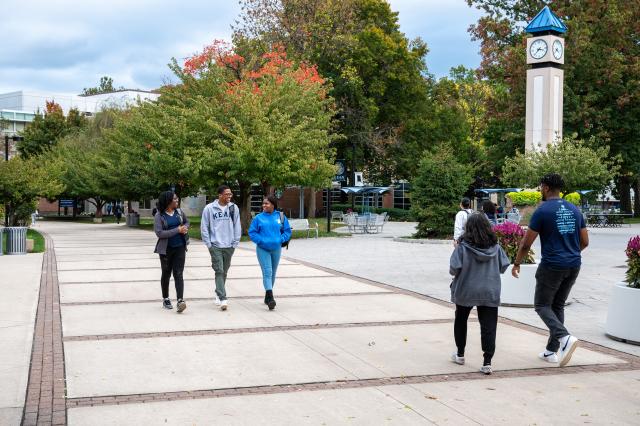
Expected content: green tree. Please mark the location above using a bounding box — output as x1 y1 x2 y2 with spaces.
18 101 87 158
234 0 431 183
46 110 119 218
0 157 63 225
82 76 124 96
467 0 640 210
502 137 620 195
411 147 474 238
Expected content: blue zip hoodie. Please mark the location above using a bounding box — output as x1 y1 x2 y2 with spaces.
248 211 292 250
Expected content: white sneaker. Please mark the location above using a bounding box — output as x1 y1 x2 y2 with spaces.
539 351 559 363
214 296 221 306
221 299 228 311
480 365 492 375
450 352 465 365
558 335 578 367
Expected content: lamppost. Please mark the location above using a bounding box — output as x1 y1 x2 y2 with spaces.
4 134 24 226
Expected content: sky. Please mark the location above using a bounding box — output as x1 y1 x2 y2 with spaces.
0 0 484 95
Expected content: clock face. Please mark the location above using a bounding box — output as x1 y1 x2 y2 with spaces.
530 39 548 60
552 40 563 60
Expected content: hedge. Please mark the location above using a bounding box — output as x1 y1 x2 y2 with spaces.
507 191 581 206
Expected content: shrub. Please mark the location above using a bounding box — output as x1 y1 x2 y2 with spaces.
493 221 535 264
564 192 581 206
507 191 541 206
625 236 640 288
411 148 473 238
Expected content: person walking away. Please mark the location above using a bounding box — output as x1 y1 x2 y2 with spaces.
248 195 292 310
106 202 112 216
482 200 498 225
512 174 589 367
453 197 473 246
449 213 510 374
154 191 189 313
201 185 241 311
114 203 123 224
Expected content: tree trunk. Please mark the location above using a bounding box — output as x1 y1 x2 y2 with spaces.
618 176 632 214
127 200 133 213
238 181 252 236
308 188 317 218
90 198 105 218
633 178 640 217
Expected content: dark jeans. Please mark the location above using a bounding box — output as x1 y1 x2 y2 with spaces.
159 245 186 300
454 305 498 365
534 264 580 352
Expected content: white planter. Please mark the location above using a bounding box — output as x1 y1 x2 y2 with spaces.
605 282 640 345
500 264 537 307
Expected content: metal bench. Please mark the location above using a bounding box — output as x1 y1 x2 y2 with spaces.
288 218 319 238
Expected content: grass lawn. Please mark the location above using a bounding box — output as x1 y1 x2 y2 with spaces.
28 229 46 253
626 217 640 224
137 215 348 241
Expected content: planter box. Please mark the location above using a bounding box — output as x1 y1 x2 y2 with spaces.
26 239 34 253
605 282 640 345
93 217 103 223
500 264 537 307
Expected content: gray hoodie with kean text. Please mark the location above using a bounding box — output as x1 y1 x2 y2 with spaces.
200 200 242 248
449 241 511 307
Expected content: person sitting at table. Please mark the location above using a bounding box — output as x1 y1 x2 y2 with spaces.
482 200 498 225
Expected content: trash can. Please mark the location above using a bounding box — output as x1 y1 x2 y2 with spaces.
126 213 140 227
5 226 28 255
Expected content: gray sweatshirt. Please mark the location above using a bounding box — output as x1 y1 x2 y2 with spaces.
449 241 510 307
200 200 241 248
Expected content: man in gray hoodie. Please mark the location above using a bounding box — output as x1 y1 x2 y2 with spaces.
201 185 242 310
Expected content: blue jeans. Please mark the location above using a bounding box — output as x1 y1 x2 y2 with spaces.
256 246 281 290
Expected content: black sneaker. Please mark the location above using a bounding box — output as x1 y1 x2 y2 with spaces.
176 299 186 313
163 299 173 309
264 292 268 305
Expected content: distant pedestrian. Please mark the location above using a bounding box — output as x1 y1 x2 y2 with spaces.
512 174 589 367
154 191 189 313
248 195 291 310
453 197 473 246
449 213 510 375
114 203 123 224
482 200 498 225
201 185 241 311
106 202 112 216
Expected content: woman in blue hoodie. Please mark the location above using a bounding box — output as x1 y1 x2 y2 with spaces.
449 213 510 375
248 195 292 310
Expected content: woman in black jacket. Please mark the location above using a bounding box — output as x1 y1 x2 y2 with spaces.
154 191 189 312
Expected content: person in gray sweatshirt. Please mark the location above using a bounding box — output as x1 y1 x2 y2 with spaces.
449 213 510 375
201 185 242 311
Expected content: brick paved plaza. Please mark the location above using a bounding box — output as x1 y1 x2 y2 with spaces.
2 221 640 425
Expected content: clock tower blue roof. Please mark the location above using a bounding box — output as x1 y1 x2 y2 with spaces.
525 6 567 34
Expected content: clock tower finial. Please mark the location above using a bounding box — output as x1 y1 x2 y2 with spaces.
525 6 567 152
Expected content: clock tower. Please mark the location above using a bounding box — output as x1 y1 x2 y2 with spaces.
524 6 567 152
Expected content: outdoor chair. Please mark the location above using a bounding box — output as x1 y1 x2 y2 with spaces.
506 212 521 224
330 210 344 222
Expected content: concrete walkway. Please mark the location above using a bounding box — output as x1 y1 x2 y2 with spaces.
10 220 640 425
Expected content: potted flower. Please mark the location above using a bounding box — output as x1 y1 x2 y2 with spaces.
493 221 536 307
605 235 640 344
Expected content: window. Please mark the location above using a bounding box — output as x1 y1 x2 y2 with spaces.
139 199 152 209
393 182 411 210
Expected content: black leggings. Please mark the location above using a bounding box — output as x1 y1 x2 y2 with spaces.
454 305 498 365
159 245 186 300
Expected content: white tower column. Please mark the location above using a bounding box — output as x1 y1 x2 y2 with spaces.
525 66 564 151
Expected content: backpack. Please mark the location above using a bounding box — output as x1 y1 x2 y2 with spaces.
279 211 289 249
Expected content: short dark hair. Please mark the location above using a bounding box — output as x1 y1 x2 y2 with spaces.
461 197 471 208
217 184 231 195
157 191 175 213
264 195 278 210
540 173 564 191
462 213 498 249
482 200 496 214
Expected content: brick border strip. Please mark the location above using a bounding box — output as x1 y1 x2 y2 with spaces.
21 233 67 426
66 360 639 409
58 274 332 285
60 291 392 306
63 318 454 342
